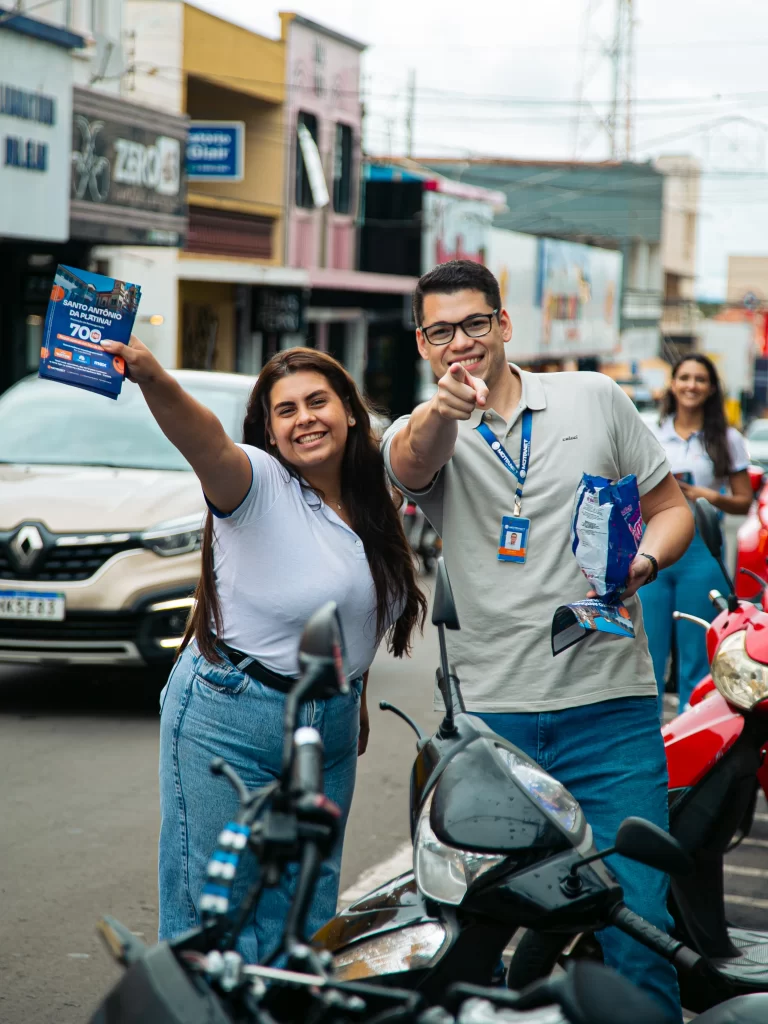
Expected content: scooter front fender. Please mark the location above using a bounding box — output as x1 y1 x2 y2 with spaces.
663 691 745 790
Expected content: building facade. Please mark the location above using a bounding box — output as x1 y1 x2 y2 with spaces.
656 155 701 353
421 158 666 363
0 0 189 396
0 10 83 395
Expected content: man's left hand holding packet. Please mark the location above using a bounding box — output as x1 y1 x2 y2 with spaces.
551 472 653 656
38 265 142 400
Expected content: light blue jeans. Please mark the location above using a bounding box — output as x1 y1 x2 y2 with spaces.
639 529 730 713
158 640 361 963
477 696 681 1023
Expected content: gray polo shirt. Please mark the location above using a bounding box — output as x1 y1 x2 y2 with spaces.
382 367 670 712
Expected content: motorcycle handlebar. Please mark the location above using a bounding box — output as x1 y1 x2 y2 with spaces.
609 903 702 973
292 727 323 796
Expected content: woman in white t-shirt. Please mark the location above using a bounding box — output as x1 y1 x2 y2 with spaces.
639 354 753 714
101 336 426 963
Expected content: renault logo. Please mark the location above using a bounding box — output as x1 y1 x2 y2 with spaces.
10 525 44 569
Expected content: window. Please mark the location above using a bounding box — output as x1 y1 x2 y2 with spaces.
333 123 353 214
295 112 319 209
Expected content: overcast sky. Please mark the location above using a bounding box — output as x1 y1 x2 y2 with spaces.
196 0 768 299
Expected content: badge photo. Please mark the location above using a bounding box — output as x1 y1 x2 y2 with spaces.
498 515 530 563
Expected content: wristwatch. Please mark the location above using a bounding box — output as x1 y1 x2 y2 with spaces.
638 552 659 584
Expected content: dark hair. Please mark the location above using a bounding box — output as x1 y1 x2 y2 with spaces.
660 353 731 478
413 259 501 326
182 348 427 665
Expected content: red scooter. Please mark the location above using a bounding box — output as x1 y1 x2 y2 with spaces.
732 465 768 600
661 498 768 1010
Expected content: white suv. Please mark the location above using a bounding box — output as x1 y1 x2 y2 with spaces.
0 370 254 670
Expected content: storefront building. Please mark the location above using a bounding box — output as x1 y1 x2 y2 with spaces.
0 14 83 395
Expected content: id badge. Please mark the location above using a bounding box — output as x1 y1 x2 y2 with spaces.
498 516 530 563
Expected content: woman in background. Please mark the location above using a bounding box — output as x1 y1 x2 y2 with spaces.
640 354 753 714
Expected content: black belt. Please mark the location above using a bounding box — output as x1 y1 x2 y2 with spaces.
216 640 297 695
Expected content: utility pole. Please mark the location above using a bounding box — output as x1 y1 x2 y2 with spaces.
405 68 416 158
572 0 635 161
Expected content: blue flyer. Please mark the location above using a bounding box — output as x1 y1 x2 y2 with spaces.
39 265 142 399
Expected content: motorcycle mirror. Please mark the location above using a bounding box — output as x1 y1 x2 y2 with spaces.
432 557 460 630
297 601 349 701
694 498 737 603
694 497 723 559
615 817 694 876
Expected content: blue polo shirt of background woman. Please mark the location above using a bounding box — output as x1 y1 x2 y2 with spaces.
639 354 753 715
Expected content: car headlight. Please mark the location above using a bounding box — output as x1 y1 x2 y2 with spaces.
495 746 583 835
712 630 768 710
413 790 507 905
332 922 448 980
141 514 203 557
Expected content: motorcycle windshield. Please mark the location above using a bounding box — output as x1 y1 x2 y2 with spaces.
430 726 585 859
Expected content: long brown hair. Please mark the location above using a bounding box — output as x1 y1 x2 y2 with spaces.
660 353 731 478
182 348 427 664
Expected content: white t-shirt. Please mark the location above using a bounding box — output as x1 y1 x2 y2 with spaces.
207 444 380 679
651 417 749 490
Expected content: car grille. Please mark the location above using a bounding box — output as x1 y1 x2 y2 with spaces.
0 612 140 641
0 538 142 582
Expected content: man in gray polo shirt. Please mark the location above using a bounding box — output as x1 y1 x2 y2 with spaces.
383 260 693 1019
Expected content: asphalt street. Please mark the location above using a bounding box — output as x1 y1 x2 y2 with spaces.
1 522 767 1023
0 577 441 1024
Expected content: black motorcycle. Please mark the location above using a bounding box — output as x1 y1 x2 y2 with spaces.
88 591 768 1024
315 560 707 1004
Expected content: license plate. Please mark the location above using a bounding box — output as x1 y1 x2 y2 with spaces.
0 590 65 621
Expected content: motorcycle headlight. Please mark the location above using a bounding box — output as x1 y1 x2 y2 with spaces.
332 922 447 980
495 746 583 835
413 790 507 905
712 630 768 710
141 514 203 557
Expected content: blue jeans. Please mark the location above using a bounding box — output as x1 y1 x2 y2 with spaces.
640 530 730 713
158 640 361 963
476 697 681 1023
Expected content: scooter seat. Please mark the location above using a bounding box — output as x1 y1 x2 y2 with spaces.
729 928 768 964
711 928 768 984
694 994 768 1023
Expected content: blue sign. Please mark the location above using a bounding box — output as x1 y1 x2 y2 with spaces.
187 121 244 182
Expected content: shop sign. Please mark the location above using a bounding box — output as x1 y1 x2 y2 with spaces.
70 87 187 246
422 191 494 276
187 122 245 182
0 33 73 242
253 288 305 333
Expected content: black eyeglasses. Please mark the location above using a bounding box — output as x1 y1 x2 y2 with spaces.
420 310 499 346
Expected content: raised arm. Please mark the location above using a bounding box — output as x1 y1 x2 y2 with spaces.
389 363 489 490
102 336 251 514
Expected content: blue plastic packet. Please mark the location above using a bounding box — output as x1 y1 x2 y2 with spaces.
551 473 643 656
39 265 142 400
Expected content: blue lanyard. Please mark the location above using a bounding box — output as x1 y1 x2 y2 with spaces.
475 409 533 517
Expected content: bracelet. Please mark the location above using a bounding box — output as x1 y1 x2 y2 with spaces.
639 552 659 584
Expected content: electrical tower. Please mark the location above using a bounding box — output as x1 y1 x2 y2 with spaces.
572 0 635 161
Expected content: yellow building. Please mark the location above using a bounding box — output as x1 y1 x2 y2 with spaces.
111 1 310 374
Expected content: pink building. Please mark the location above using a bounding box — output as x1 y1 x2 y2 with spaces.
279 13 416 391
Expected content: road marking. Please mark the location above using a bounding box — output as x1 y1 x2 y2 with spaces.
725 893 768 910
724 863 768 879
754 812 768 823
740 837 768 849
339 842 412 908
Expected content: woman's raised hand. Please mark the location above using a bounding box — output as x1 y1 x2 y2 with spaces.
101 334 163 384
